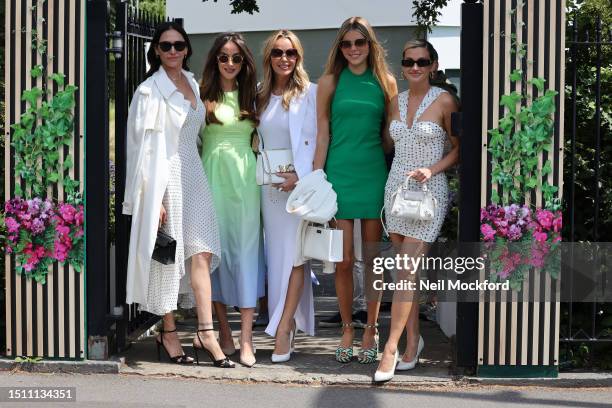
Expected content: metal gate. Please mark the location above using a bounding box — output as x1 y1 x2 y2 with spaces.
87 0 173 356
562 12 612 369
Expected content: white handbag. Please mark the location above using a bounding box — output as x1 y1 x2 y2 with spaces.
303 222 343 263
286 169 338 223
255 129 295 185
389 176 437 221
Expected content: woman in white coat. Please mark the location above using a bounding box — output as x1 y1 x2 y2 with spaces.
256 30 317 362
123 22 234 368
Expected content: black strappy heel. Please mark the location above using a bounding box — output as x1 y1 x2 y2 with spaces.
156 328 194 364
194 328 235 368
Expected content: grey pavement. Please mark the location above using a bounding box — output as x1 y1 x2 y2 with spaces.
118 295 453 386
1 372 612 408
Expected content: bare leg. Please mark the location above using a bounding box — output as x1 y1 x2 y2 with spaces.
273 265 305 354
377 236 428 373
190 253 227 361
360 218 384 351
334 219 355 349
239 307 256 365
213 301 235 354
157 312 190 359
402 283 422 362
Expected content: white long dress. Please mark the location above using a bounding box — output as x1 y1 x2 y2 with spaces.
139 99 221 315
259 94 315 337
384 87 450 243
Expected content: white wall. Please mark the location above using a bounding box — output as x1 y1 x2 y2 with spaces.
168 0 417 33
429 26 461 70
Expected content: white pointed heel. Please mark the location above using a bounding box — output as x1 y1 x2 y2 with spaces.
373 350 399 383
396 335 424 371
271 327 295 363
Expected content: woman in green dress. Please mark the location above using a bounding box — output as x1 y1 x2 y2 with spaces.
313 17 398 364
200 32 265 368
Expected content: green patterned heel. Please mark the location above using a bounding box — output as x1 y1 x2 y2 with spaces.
358 324 379 364
335 322 354 363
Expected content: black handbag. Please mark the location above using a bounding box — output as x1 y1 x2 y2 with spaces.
152 230 176 265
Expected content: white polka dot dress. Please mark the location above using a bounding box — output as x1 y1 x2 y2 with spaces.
139 99 221 316
384 87 450 243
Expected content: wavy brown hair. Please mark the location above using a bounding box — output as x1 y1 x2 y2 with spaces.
256 30 310 116
323 16 394 103
200 32 258 125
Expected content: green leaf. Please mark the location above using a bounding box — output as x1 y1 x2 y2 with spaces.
47 172 59 183
63 154 74 170
542 160 553 176
50 73 65 87
31 65 44 78
526 177 538 189
509 69 523 82
529 77 546 93
491 190 500 205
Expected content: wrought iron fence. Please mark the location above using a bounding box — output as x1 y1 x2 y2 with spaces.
562 13 612 369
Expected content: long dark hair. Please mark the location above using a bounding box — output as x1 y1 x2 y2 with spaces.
144 21 193 79
200 32 258 126
403 39 459 103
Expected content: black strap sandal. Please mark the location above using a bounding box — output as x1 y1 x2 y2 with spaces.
156 328 194 364
194 327 235 368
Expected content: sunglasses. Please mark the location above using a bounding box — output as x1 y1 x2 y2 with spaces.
339 38 368 50
158 41 187 52
217 54 244 64
271 48 298 59
401 58 433 68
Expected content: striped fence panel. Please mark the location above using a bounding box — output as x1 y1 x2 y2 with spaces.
478 0 565 376
4 0 85 359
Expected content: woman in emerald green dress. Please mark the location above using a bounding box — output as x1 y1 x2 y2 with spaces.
200 32 265 368
313 17 398 364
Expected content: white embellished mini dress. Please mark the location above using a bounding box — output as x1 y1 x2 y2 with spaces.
139 99 221 315
384 87 450 243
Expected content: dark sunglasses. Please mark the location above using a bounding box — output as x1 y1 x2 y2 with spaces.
401 58 433 68
217 54 244 64
339 38 368 50
270 48 298 59
158 41 187 52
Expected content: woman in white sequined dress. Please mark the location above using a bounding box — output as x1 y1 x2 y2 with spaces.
374 40 459 383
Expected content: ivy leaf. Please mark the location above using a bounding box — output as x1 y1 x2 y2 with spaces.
47 172 60 183
491 189 500 204
542 160 553 176
526 177 538 189
31 65 44 78
50 73 65 87
529 77 546 93
509 69 523 82
21 88 43 106
63 154 74 170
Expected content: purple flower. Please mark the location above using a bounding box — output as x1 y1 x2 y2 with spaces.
5 217 19 234
30 218 46 235
507 224 523 241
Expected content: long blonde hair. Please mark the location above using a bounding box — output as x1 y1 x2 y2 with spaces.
257 30 309 116
323 16 393 102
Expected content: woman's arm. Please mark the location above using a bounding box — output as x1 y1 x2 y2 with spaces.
409 93 460 182
312 74 335 171
382 74 399 154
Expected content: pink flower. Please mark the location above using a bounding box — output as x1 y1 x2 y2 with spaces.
553 215 562 233
536 210 554 230
533 231 548 242
481 224 496 241
5 217 19 234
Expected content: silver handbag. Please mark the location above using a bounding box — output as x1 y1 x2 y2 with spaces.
390 176 437 221
255 129 294 185
303 222 343 263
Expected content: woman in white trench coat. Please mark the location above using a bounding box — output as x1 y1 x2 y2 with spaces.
123 22 234 368
256 30 317 362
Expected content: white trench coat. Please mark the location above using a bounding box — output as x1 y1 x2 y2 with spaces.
122 66 201 306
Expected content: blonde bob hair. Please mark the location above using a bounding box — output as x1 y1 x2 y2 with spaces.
257 29 310 116
323 16 393 103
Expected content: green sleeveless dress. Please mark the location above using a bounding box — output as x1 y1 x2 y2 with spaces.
325 67 388 219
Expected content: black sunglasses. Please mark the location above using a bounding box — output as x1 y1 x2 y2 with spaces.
271 48 298 59
401 58 433 68
217 54 244 64
339 38 368 50
158 41 187 52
